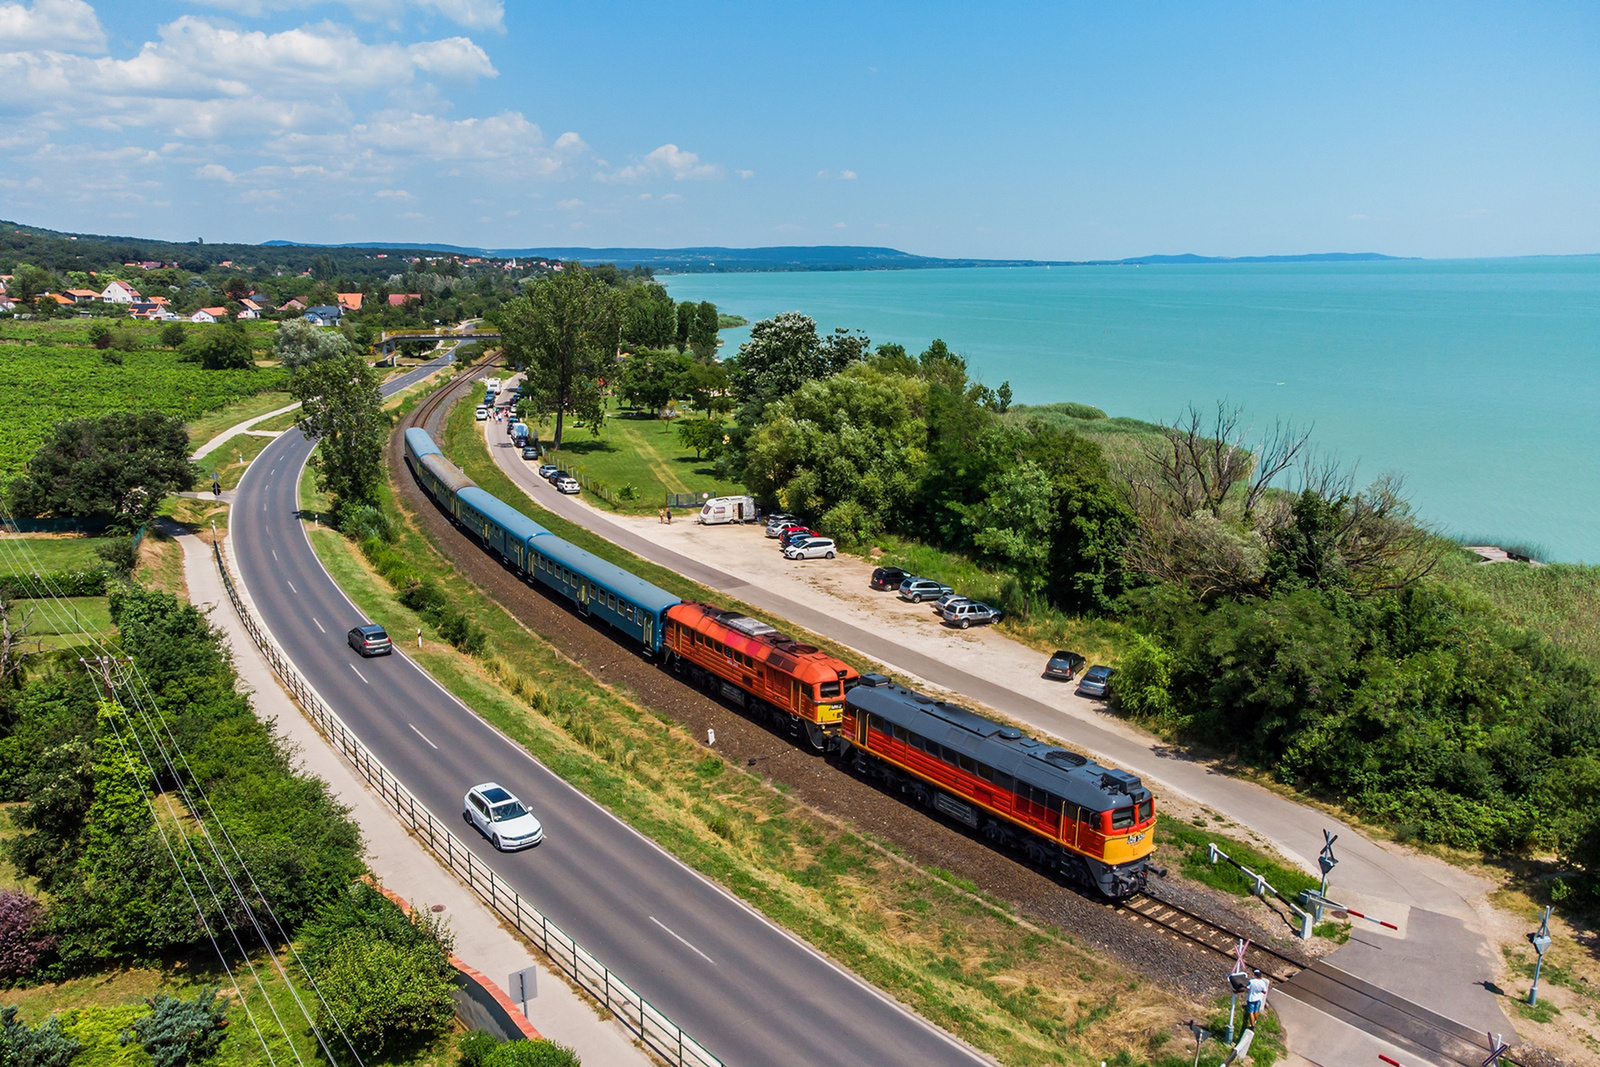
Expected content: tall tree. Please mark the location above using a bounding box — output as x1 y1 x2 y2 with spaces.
274 318 350 370
499 266 618 450
688 301 719 358
292 351 386 511
726 312 869 426
5 412 197 530
675 301 694 350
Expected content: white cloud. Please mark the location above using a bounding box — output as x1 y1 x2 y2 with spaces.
661 192 682 201
1349 213 1369 221
833 221 846 228
597 143 721 183
196 162 236 181
816 169 830 179
376 188 413 199
839 170 857 180
737 169 754 179
557 198 583 210
0 0 104 54
189 0 506 32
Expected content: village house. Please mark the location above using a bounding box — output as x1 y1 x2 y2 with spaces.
304 305 342 327
64 289 100 304
190 306 228 323
387 293 423 306
336 292 364 312
99 280 142 303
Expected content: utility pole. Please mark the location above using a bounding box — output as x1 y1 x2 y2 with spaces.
1527 906 1553 1006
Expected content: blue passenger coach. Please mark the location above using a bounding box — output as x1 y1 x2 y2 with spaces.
527 536 679 653
402 428 680 654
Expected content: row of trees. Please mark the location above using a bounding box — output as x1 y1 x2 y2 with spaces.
709 310 1600 895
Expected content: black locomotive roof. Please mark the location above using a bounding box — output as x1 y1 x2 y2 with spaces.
847 678 1150 813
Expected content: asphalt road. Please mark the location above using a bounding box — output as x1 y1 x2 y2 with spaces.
229 350 986 1067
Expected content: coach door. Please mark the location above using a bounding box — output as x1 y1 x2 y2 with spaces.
578 578 590 614
642 615 654 648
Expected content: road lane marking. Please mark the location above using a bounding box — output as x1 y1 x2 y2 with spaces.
311 617 326 633
649 916 715 965
349 664 369 684
286 580 297 593
408 724 439 750
272 549 278 561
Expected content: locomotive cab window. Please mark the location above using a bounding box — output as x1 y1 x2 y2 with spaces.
819 681 841 699
1137 799 1153 823
892 724 908 742
1110 806 1136 830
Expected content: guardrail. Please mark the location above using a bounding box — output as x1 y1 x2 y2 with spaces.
209 536 722 1067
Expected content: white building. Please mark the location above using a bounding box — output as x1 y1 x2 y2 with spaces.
99 280 141 303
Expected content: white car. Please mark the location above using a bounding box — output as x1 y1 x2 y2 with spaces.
555 475 580 494
474 406 489 421
464 783 543 850
785 537 836 560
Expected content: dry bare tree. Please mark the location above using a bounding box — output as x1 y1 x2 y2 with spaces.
1 595 37 689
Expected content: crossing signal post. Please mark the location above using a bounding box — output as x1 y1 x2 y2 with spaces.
1527 906 1553 1006
1313 829 1338 926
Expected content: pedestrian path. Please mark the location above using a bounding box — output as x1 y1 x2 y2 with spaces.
169 520 652 1066
191 402 301 459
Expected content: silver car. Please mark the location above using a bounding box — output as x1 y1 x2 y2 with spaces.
940 601 1002 629
898 577 954 603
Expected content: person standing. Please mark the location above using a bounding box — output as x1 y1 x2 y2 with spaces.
1246 969 1270 1029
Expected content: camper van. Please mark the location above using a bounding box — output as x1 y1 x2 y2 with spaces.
697 496 759 525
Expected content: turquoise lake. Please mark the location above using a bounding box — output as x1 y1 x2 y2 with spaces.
663 259 1600 563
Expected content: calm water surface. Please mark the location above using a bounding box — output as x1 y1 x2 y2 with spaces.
664 259 1600 562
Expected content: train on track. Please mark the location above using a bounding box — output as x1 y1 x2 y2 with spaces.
403 426 1157 897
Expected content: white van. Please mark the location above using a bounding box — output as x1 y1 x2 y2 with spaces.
697 496 759 525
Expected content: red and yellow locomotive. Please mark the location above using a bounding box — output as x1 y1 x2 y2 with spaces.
662 603 859 749
842 674 1156 897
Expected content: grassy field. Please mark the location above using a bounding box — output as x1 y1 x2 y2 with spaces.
0 319 284 475
521 403 745 513
184 391 294 449
197 432 278 490
0 533 116 572
1434 548 1600 669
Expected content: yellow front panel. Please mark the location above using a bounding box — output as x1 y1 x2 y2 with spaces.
1100 820 1157 865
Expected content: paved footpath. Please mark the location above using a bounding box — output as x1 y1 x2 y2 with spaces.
480 401 1517 1067
172 521 653 1066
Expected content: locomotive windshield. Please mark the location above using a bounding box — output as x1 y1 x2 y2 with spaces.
819 681 842 698
1138 799 1153 823
1110 806 1137 830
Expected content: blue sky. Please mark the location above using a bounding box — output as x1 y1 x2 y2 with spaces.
2 1 1596 259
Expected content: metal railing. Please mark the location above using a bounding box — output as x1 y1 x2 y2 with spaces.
210 537 722 1067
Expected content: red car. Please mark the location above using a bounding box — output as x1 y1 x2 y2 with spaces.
777 526 818 548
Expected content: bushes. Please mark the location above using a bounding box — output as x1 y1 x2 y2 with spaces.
301 882 457 1058
2 588 363 972
2 1006 82 1067
0 570 108 600
0 890 56 981
123 988 227 1067
358 536 487 655
458 1032 581 1067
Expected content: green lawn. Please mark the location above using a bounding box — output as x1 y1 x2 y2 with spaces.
0 534 115 572
522 403 744 513
1435 549 1600 670
185 391 295 449
198 432 278 490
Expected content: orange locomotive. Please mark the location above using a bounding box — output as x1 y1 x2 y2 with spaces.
662 602 859 750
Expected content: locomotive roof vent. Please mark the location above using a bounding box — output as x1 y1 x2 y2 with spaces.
792 644 819 654
859 673 891 688
997 727 1023 740
1044 748 1087 767
724 615 778 638
1100 769 1143 795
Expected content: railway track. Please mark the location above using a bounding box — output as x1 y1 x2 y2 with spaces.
410 348 498 427
1114 891 1305 982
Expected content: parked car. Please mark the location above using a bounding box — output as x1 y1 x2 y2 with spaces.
1076 665 1115 699
771 523 809 542
785 537 836 560
538 463 560 479
347 624 392 657
464 783 543 850
474 406 489 421
870 566 909 590
934 591 972 613
555 475 580 494
941 601 1001 628
546 468 570 484
778 527 818 549
521 444 540 460
898 577 954 603
764 513 802 537
1043 649 1086 681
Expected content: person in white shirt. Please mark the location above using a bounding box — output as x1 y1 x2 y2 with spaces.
1246 969 1270 1028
